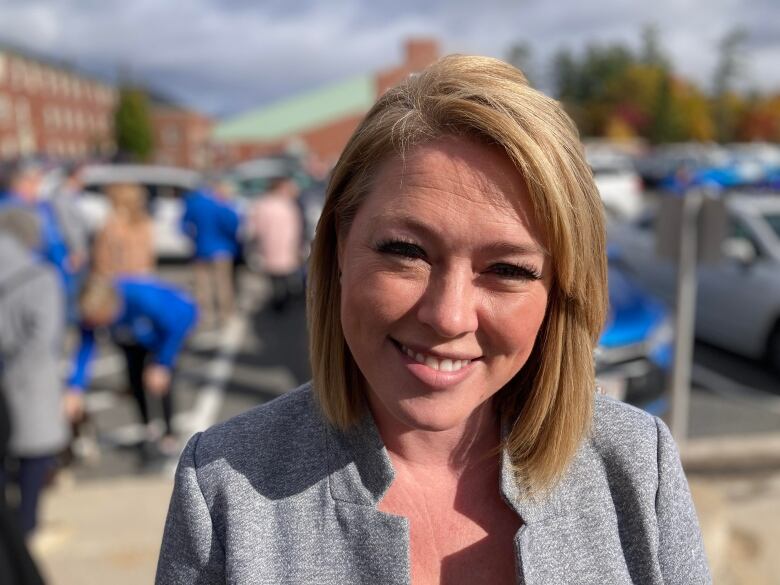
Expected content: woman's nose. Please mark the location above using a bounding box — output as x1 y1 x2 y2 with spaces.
415 267 478 338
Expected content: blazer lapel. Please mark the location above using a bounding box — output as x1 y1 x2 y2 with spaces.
326 410 411 585
501 443 635 585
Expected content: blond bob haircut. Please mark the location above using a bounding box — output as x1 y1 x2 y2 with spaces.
78 275 120 321
308 54 608 493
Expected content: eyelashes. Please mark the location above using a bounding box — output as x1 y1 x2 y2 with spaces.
489 263 542 281
373 239 542 282
374 239 426 260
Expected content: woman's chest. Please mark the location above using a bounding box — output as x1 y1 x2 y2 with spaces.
379 482 522 585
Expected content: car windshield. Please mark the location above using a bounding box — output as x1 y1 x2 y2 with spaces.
763 213 780 240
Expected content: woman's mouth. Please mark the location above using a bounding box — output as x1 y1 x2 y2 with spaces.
391 338 482 373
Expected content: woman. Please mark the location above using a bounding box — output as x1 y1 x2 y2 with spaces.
92 182 155 277
157 55 710 584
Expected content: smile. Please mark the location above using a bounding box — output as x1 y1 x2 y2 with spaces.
397 342 475 373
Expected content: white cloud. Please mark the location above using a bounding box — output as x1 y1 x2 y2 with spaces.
0 0 777 115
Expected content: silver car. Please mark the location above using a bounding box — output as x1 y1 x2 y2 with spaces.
608 193 780 371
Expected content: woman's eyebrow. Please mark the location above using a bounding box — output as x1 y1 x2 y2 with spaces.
368 213 547 256
481 241 548 258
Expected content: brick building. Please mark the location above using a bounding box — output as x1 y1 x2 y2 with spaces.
0 44 117 161
150 98 213 169
212 38 440 164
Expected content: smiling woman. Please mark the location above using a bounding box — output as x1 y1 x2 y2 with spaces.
156 55 711 585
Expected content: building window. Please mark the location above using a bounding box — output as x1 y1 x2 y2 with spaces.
2 136 18 158
0 93 11 125
163 125 180 145
43 106 55 128
15 98 30 122
10 59 24 89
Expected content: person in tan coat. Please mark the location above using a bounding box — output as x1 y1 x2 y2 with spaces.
92 183 155 277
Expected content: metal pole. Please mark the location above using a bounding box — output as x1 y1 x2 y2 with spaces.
670 189 703 443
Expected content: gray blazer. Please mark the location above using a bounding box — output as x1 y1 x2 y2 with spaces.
156 384 710 584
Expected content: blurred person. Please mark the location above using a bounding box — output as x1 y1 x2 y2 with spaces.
0 208 69 539
67 276 198 456
92 183 155 277
245 177 304 312
181 182 240 328
0 374 45 585
298 154 330 255
158 56 708 583
0 160 79 321
51 163 90 274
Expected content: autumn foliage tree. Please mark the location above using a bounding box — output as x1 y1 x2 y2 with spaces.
541 24 775 144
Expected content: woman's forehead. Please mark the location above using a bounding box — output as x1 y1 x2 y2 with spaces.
357 138 547 249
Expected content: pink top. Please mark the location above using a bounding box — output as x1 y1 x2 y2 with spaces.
246 195 302 275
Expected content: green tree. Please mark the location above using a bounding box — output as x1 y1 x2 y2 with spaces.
507 41 535 86
639 24 670 69
114 86 154 161
712 28 748 142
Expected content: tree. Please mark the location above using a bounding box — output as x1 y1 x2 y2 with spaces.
114 86 154 161
507 42 535 86
639 24 670 69
712 28 748 142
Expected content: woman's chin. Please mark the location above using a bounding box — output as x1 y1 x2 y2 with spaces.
382 398 481 433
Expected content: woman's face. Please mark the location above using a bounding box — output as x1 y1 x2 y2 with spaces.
339 137 553 433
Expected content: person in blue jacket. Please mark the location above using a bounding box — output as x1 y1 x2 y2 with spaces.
181 181 240 329
0 160 70 273
0 160 79 318
67 276 198 454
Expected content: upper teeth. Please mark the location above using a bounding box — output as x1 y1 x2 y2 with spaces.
400 344 472 372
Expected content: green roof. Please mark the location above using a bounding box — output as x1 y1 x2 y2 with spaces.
214 74 375 143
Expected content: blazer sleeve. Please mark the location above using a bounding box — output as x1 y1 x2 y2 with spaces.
654 417 712 584
156 433 225 584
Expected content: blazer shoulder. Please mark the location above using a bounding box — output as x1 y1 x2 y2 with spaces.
190 383 328 492
590 394 663 471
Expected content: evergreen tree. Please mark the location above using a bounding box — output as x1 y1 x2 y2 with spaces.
114 86 154 161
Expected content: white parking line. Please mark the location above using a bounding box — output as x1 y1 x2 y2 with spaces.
180 313 248 436
692 363 780 414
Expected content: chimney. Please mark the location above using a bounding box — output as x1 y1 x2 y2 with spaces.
404 38 439 71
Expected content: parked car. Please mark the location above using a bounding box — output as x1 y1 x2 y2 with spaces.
635 143 730 189
608 193 780 371
229 155 300 201
75 164 201 259
585 147 644 220
596 248 674 415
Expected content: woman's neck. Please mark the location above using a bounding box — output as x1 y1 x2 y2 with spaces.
371 398 501 478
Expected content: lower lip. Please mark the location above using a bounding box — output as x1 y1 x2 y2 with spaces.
392 340 479 390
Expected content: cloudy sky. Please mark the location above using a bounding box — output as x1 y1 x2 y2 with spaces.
0 0 777 118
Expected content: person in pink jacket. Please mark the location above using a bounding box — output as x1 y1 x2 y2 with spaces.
245 177 304 311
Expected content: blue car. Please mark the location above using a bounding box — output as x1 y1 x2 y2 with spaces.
596 247 674 416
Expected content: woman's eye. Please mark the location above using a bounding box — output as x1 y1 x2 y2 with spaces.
489 263 542 281
375 240 427 260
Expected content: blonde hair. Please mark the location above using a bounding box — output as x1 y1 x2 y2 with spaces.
78 276 119 321
307 55 608 493
106 183 149 224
